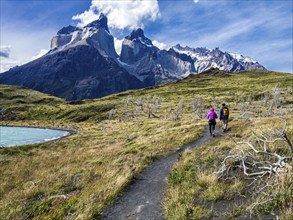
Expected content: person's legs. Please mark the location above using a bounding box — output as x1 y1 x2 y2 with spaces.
223 119 228 131
209 123 212 136
212 123 216 137
222 120 225 131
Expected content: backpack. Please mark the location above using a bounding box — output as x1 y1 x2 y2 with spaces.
223 107 229 116
209 115 216 123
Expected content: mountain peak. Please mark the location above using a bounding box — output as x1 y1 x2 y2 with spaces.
85 13 109 32
127 28 145 40
174 44 196 52
124 28 153 48
57 25 80 35
174 44 183 50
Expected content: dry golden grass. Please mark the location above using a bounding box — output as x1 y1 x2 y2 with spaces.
0 69 292 219
164 117 293 220
0 114 204 219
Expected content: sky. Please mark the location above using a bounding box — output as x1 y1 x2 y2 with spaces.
0 0 292 73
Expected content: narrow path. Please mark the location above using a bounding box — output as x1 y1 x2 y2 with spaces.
104 126 224 220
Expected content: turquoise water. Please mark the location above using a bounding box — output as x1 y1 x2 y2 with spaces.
0 126 70 147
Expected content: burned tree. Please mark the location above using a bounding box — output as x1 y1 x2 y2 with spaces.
190 95 205 119
108 108 117 120
124 95 135 109
136 97 144 111
217 119 292 216
271 85 281 108
174 99 184 121
213 98 222 109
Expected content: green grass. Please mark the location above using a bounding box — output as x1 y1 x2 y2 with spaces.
0 69 292 219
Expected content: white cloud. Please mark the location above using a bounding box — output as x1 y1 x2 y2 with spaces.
152 40 169 50
72 0 160 30
0 45 11 58
193 18 264 48
0 58 19 73
31 49 48 60
193 0 200 3
114 37 123 55
240 39 293 73
0 45 20 73
0 46 49 73
0 22 55 73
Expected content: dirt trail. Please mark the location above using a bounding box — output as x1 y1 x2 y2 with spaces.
104 126 224 220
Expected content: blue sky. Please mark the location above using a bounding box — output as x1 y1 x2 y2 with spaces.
1 0 292 73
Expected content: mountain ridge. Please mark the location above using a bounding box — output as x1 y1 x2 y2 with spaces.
0 14 266 100
172 44 265 73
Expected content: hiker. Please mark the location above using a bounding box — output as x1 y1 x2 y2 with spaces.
220 103 229 132
207 107 218 137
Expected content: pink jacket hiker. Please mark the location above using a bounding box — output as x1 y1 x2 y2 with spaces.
207 108 218 123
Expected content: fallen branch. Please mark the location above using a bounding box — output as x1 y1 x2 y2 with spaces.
216 119 292 217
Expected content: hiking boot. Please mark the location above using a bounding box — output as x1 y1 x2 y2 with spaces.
213 134 215 137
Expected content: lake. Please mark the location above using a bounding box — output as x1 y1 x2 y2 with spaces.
0 126 71 147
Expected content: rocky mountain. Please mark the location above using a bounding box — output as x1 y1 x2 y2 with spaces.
118 31 264 84
0 14 266 100
172 44 265 73
50 13 118 60
0 14 143 100
119 28 195 85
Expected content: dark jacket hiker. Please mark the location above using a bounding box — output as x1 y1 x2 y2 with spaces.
220 103 229 132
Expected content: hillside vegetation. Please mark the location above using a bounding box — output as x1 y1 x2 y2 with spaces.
0 69 292 219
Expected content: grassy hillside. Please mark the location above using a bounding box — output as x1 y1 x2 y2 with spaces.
0 84 64 105
0 69 292 219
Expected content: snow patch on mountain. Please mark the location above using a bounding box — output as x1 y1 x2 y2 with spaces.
172 44 265 73
152 40 169 50
228 52 257 63
113 38 123 55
